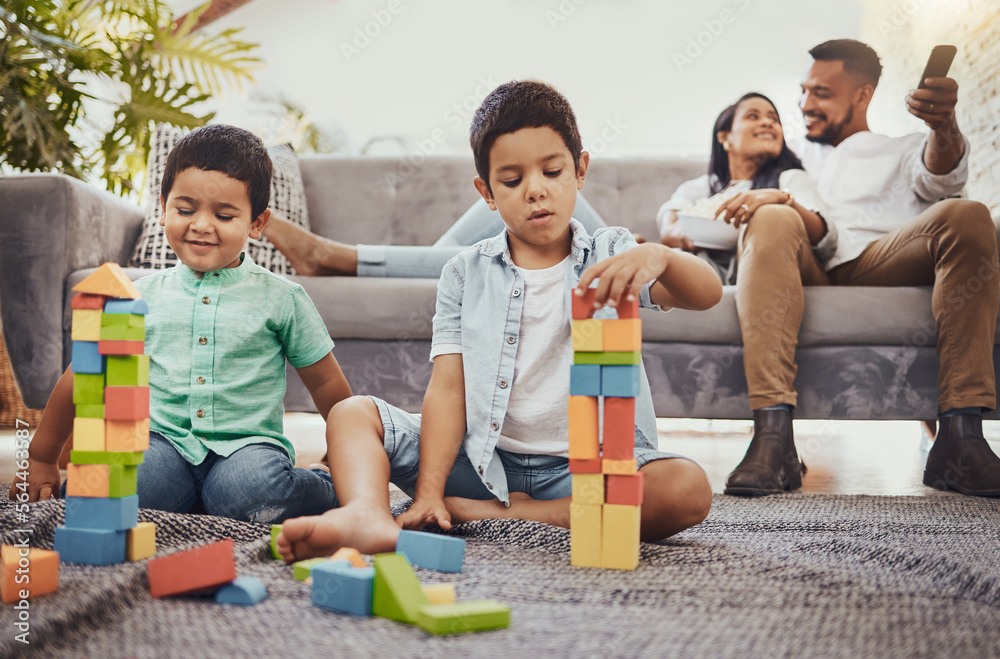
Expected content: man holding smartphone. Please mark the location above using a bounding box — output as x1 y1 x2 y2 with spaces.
725 39 1000 499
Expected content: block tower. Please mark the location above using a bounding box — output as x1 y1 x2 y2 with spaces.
54 263 156 565
568 289 643 570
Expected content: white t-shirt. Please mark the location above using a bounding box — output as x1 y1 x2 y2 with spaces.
788 133 969 269
494 258 573 456
655 168 837 263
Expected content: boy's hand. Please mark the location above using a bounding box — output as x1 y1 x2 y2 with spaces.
576 243 671 309
8 459 61 503
396 496 452 531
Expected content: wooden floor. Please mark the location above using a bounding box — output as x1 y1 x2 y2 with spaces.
3 416 999 497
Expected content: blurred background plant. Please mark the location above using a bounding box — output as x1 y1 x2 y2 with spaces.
0 0 259 196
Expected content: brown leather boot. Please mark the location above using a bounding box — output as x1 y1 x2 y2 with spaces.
923 414 1000 497
724 409 805 496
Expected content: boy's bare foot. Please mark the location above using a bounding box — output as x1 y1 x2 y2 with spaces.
277 500 399 561
443 492 572 526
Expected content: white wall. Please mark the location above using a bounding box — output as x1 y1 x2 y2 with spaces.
201 0 864 159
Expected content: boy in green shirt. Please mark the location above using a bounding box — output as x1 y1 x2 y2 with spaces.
14 125 352 523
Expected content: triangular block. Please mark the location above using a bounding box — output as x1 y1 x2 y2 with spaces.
72 263 141 299
371 553 429 623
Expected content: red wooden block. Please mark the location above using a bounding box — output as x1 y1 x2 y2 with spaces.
148 539 236 598
572 288 597 320
569 457 603 474
606 472 645 506
105 386 149 420
71 293 108 310
616 295 640 319
98 340 145 355
602 397 636 461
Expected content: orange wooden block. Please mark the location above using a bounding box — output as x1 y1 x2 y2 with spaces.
1 545 59 603
71 293 109 310
330 547 367 568
66 463 110 497
98 340 145 355
104 386 149 421
568 396 599 460
106 418 150 452
602 458 637 475
572 288 597 320
148 538 236 598
606 471 645 506
603 318 642 352
72 262 141 299
569 457 603 474
616 295 640 319
602 397 636 461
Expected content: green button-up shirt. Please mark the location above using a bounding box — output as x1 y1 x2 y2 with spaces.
134 254 334 465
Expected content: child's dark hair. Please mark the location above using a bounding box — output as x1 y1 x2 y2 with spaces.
160 125 273 218
469 81 582 194
708 92 804 194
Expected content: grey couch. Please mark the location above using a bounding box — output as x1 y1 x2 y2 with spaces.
3 156 999 420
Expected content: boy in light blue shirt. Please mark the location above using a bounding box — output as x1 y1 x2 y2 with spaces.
278 81 723 560
17 125 352 523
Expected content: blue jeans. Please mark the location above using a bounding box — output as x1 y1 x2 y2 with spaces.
356 195 607 278
136 432 336 524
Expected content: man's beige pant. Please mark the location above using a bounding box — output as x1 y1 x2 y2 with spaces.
735 199 998 413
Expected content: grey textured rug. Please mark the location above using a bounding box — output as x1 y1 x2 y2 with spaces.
1 491 998 658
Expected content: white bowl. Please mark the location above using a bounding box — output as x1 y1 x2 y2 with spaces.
676 213 740 250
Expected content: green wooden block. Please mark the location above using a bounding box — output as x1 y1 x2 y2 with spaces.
70 450 144 466
573 350 642 366
270 525 282 559
108 464 138 498
293 557 329 580
73 373 105 405
76 404 105 418
416 600 512 635
100 325 145 341
106 354 150 387
101 313 145 329
371 553 429 624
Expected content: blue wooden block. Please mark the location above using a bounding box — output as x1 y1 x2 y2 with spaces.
216 576 268 606
64 495 139 531
601 365 641 398
104 298 149 315
54 526 126 565
311 561 374 617
569 364 602 396
71 340 105 374
396 530 465 573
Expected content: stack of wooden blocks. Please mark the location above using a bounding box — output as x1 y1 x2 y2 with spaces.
54 263 156 565
568 289 644 570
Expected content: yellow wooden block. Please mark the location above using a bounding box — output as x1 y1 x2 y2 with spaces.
72 417 105 452
71 309 103 341
602 458 637 475
65 463 109 497
72 262 141 299
568 396 599 460
571 319 603 352
106 418 150 452
602 504 641 570
572 474 604 506
422 583 456 605
126 522 156 561
570 502 602 567
603 318 642 352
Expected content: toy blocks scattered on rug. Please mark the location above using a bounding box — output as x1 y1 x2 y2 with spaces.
422 583 456 605
56 263 153 566
416 600 512 636
396 530 465 573
148 539 237 598
371 552 429 623
569 288 642 570
1 545 59 603
312 561 375 616
216 576 268 606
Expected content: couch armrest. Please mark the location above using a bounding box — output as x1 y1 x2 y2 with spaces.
0 174 143 408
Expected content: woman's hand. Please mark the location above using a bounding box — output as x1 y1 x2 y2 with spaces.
717 189 789 228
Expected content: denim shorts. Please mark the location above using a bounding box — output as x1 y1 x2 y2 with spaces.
371 396 687 502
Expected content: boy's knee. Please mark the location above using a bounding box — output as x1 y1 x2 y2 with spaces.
328 395 380 425
647 458 712 527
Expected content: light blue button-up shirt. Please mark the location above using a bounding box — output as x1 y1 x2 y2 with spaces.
432 220 664 503
135 254 334 465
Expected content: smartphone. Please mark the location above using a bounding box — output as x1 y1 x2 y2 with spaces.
917 45 957 88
